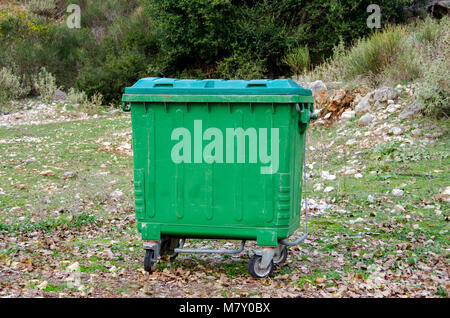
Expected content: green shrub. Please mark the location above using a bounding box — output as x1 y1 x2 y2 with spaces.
26 0 56 17
416 52 450 118
216 51 267 80
0 68 25 104
304 15 449 94
341 25 405 84
76 49 147 103
67 88 88 105
282 46 310 76
33 67 57 102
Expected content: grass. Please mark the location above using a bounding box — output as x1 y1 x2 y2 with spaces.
0 107 448 297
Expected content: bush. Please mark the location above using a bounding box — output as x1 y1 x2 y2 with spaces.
304 15 449 91
216 51 267 80
26 0 56 17
416 19 450 118
76 49 147 103
282 46 310 77
0 68 26 104
67 88 88 105
33 67 57 102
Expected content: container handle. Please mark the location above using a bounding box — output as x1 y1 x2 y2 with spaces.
122 101 131 112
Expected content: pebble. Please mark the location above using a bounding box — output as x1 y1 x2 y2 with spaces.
324 186 334 193
392 189 404 196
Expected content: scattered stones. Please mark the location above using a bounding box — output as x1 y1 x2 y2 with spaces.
62 171 77 179
358 113 373 126
108 109 122 116
67 262 80 272
306 80 327 93
321 171 336 181
324 186 334 193
349 217 365 224
110 190 124 200
436 186 450 203
392 189 404 196
9 207 21 213
373 87 398 102
341 110 355 120
36 281 48 290
346 139 357 145
389 127 403 135
344 168 357 175
354 92 372 115
40 170 55 177
52 89 68 102
314 183 323 191
399 101 423 119
411 128 422 136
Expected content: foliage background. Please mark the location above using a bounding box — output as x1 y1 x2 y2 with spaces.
0 0 431 103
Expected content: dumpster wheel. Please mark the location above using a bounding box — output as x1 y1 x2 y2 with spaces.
144 250 155 273
273 246 288 265
248 255 274 278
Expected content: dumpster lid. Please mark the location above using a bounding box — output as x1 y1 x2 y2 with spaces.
124 77 312 96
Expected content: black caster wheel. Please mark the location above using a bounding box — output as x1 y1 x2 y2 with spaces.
248 255 274 278
144 249 155 273
273 246 288 265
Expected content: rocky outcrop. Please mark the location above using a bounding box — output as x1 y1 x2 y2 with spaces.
399 101 423 119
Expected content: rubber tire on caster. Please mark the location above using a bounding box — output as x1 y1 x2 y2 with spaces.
248 255 274 278
144 250 155 273
273 246 288 265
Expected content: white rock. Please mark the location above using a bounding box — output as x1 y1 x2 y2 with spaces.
358 113 373 126
354 173 363 179
306 80 327 93
67 262 80 272
321 171 336 181
386 104 397 113
324 186 334 193
37 281 48 290
390 127 403 135
354 93 372 115
314 183 323 191
367 195 375 203
373 87 398 102
394 205 406 213
344 169 357 175
399 101 423 119
349 217 365 224
392 189 404 196
110 190 124 200
387 99 395 105
346 139 357 145
10 207 21 213
341 110 356 120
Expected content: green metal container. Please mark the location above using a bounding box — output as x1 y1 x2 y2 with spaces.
122 78 314 276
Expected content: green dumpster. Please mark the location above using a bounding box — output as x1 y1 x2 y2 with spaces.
122 77 315 278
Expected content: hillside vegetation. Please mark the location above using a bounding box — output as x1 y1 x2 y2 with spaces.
1 0 413 104
302 16 449 117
